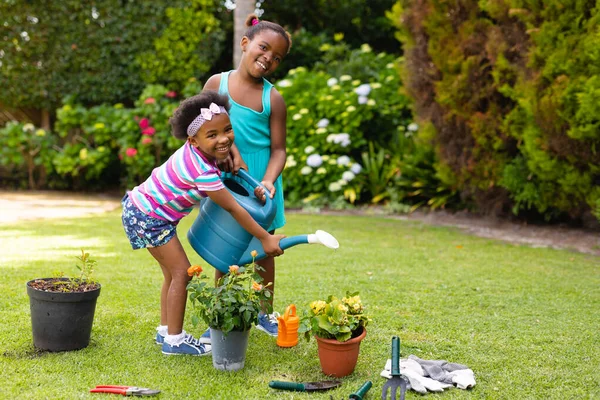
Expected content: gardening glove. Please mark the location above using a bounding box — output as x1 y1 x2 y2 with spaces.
380 358 453 394
448 369 476 389
408 355 475 388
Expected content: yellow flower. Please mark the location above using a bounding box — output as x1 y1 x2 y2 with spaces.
251 250 258 258
299 108 309 114
337 303 349 313
35 129 46 137
229 265 240 274
310 300 327 314
334 33 344 42
79 148 88 160
252 281 262 291
94 122 105 130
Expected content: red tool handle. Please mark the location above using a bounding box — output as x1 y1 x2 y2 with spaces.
90 387 127 395
94 385 130 389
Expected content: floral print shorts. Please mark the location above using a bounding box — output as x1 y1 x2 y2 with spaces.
121 193 177 249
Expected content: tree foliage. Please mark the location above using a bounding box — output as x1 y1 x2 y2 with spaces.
0 0 226 110
392 0 600 222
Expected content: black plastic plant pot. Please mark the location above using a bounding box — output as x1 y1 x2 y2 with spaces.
26 278 101 352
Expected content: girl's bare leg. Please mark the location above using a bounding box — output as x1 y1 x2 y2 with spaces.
158 263 171 325
147 235 191 335
256 256 275 308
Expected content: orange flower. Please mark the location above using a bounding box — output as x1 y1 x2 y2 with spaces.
187 265 203 277
250 250 258 258
229 265 240 274
252 281 262 291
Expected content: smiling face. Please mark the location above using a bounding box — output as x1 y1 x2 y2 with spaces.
240 30 289 78
187 113 234 162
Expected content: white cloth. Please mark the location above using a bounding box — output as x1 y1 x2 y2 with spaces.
380 356 475 394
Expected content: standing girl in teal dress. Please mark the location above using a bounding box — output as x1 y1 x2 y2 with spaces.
202 13 292 339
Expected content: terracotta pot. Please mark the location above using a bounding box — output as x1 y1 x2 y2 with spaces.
315 326 366 377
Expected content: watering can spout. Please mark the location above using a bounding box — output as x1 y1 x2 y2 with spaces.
237 230 339 266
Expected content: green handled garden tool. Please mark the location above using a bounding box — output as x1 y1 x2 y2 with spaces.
330 380 373 400
381 336 408 400
269 380 342 392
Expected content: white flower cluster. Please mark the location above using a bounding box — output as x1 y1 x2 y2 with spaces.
306 154 323 167
277 79 292 88
326 133 351 147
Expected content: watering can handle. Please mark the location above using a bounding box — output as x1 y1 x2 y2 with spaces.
284 304 296 317
235 168 272 208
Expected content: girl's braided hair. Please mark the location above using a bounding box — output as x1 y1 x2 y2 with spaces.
169 90 231 140
244 13 292 54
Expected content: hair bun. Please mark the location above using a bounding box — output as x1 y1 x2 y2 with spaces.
245 13 259 27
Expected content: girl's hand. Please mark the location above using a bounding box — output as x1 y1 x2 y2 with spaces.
261 180 276 199
217 154 234 172
261 234 286 257
254 185 267 203
232 155 248 174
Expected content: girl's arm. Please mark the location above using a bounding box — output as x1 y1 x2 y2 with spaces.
260 89 287 199
205 188 284 256
203 74 247 173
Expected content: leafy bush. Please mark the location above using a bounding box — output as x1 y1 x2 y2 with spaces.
392 0 600 222
276 45 429 207
137 0 225 92
0 122 56 189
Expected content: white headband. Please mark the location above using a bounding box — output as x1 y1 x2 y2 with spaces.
186 103 229 137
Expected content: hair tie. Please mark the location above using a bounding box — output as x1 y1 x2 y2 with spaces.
252 18 259 26
186 103 228 137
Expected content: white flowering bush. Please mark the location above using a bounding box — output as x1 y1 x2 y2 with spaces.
276 46 413 206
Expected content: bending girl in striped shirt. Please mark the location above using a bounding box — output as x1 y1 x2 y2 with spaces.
121 90 284 356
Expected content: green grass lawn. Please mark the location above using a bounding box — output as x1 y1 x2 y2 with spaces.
1 209 599 399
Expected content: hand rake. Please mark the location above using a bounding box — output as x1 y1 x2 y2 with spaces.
381 336 407 400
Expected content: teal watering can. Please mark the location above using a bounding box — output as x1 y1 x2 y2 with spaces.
187 169 339 273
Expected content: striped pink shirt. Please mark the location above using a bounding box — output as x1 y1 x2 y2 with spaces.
129 141 224 222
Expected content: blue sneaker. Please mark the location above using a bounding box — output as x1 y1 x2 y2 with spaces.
156 332 201 346
256 312 280 336
199 328 211 344
155 332 164 345
162 336 211 356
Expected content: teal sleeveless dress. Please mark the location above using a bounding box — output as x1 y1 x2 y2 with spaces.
218 71 286 231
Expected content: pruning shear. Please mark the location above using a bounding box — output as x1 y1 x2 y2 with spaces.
90 385 160 396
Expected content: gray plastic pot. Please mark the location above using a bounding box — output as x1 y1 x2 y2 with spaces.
210 328 250 371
